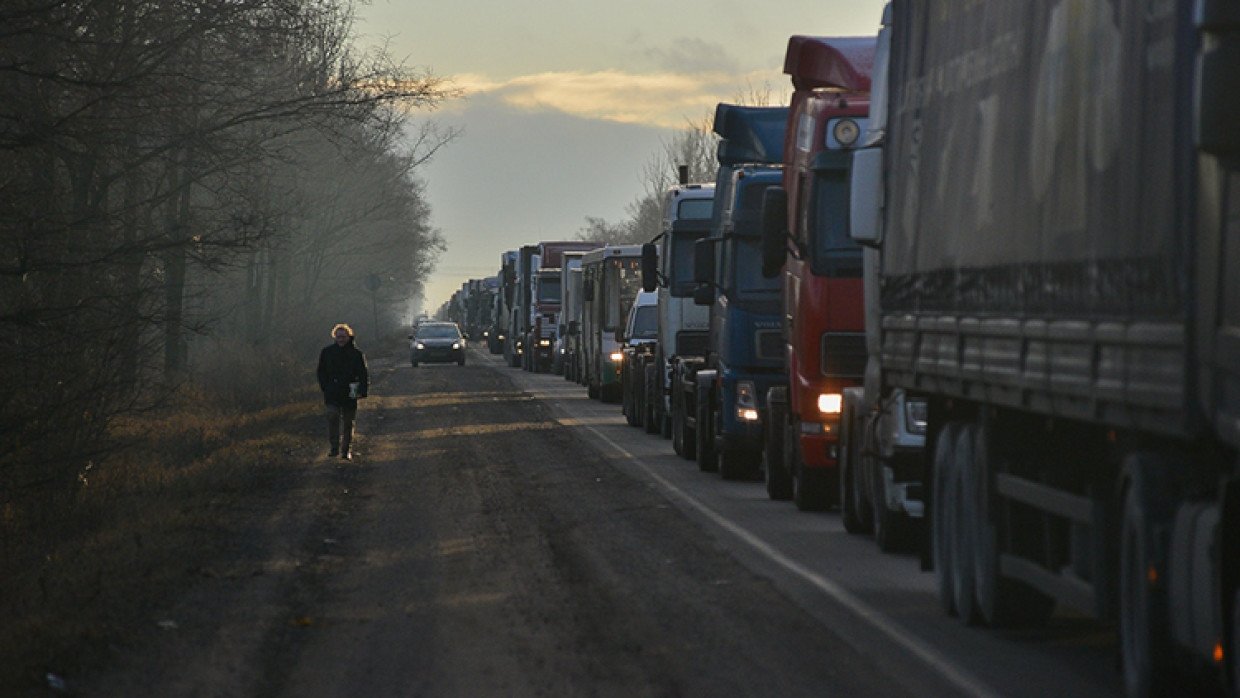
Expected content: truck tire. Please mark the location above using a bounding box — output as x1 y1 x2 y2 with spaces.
1119 455 1176 698
695 396 716 472
950 424 980 625
643 365 660 434
790 434 830 511
840 403 872 533
623 362 640 426
969 417 1053 627
764 393 792 501
932 422 961 617
587 380 599 400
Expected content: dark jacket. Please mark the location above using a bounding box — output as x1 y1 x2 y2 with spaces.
317 339 369 406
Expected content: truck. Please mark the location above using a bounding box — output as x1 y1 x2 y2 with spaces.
504 245 538 368
663 104 788 481
760 35 897 516
491 250 518 355
555 250 588 377
634 177 715 441
524 241 598 373
581 244 643 402
621 290 660 428
851 3 1240 694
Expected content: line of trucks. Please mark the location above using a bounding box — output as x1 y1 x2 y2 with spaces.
435 4 1239 695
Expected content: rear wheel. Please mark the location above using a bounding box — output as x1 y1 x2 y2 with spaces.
1119 456 1175 698
791 435 830 512
950 424 980 625
969 417 1054 626
932 422 961 616
764 394 792 501
841 407 872 533
695 396 715 472
644 365 660 435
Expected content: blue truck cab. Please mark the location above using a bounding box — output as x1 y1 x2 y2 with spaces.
673 103 788 480
691 165 786 480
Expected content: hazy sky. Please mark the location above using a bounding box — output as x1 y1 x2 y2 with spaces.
352 1 888 314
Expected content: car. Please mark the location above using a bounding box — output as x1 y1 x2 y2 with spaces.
410 322 466 367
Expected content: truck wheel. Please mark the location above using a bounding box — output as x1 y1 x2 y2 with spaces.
951 424 980 625
840 405 872 533
932 422 961 617
623 367 639 426
969 417 1054 627
671 395 685 456
764 396 792 501
695 398 716 472
643 366 660 434
587 381 599 400
1119 456 1175 698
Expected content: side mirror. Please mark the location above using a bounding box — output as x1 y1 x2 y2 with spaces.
693 238 716 284
761 186 788 278
849 148 884 247
692 284 715 306
640 243 659 292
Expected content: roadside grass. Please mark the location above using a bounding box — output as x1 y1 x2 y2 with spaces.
0 377 323 693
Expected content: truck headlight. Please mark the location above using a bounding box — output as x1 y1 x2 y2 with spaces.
451 342 460 350
904 398 928 435
736 381 760 421
609 352 624 362
817 393 842 414
539 339 551 347
415 342 425 350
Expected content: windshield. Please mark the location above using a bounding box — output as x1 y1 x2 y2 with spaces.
630 306 657 340
677 198 713 220
604 257 642 331
810 171 863 278
669 229 708 297
537 276 562 303
725 236 781 298
418 325 460 339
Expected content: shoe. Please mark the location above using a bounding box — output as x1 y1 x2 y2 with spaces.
328 449 339 457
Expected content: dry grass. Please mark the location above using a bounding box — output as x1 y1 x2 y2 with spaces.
0 365 323 693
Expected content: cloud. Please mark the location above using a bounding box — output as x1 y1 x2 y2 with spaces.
443 68 773 129
644 37 741 75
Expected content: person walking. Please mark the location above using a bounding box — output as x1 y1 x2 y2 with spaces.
317 323 369 460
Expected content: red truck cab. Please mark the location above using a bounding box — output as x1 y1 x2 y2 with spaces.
762 36 873 510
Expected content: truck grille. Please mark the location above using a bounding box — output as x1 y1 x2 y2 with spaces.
676 331 708 357
756 330 783 360
821 332 866 377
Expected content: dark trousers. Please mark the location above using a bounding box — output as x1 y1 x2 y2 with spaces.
326 402 357 453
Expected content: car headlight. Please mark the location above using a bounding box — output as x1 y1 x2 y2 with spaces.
539 339 551 347
483 331 489 337
609 352 624 362
415 342 425 350
498 334 505 341
817 393 842 415
451 342 460 350
904 397 928 435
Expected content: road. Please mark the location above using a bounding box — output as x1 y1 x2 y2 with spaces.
89 343 1124 697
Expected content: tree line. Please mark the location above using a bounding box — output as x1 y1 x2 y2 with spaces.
0 1 453 496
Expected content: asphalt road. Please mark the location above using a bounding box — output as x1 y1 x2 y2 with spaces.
88 343 1125 697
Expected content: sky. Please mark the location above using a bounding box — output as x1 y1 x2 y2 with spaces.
351 0 889 316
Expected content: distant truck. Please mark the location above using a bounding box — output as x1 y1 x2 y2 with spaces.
505 245 538 368
852 3 1240 694
634 178 715 441
492 250 518 355
581 244 644 401
523 241 598 373
555 250 588 377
